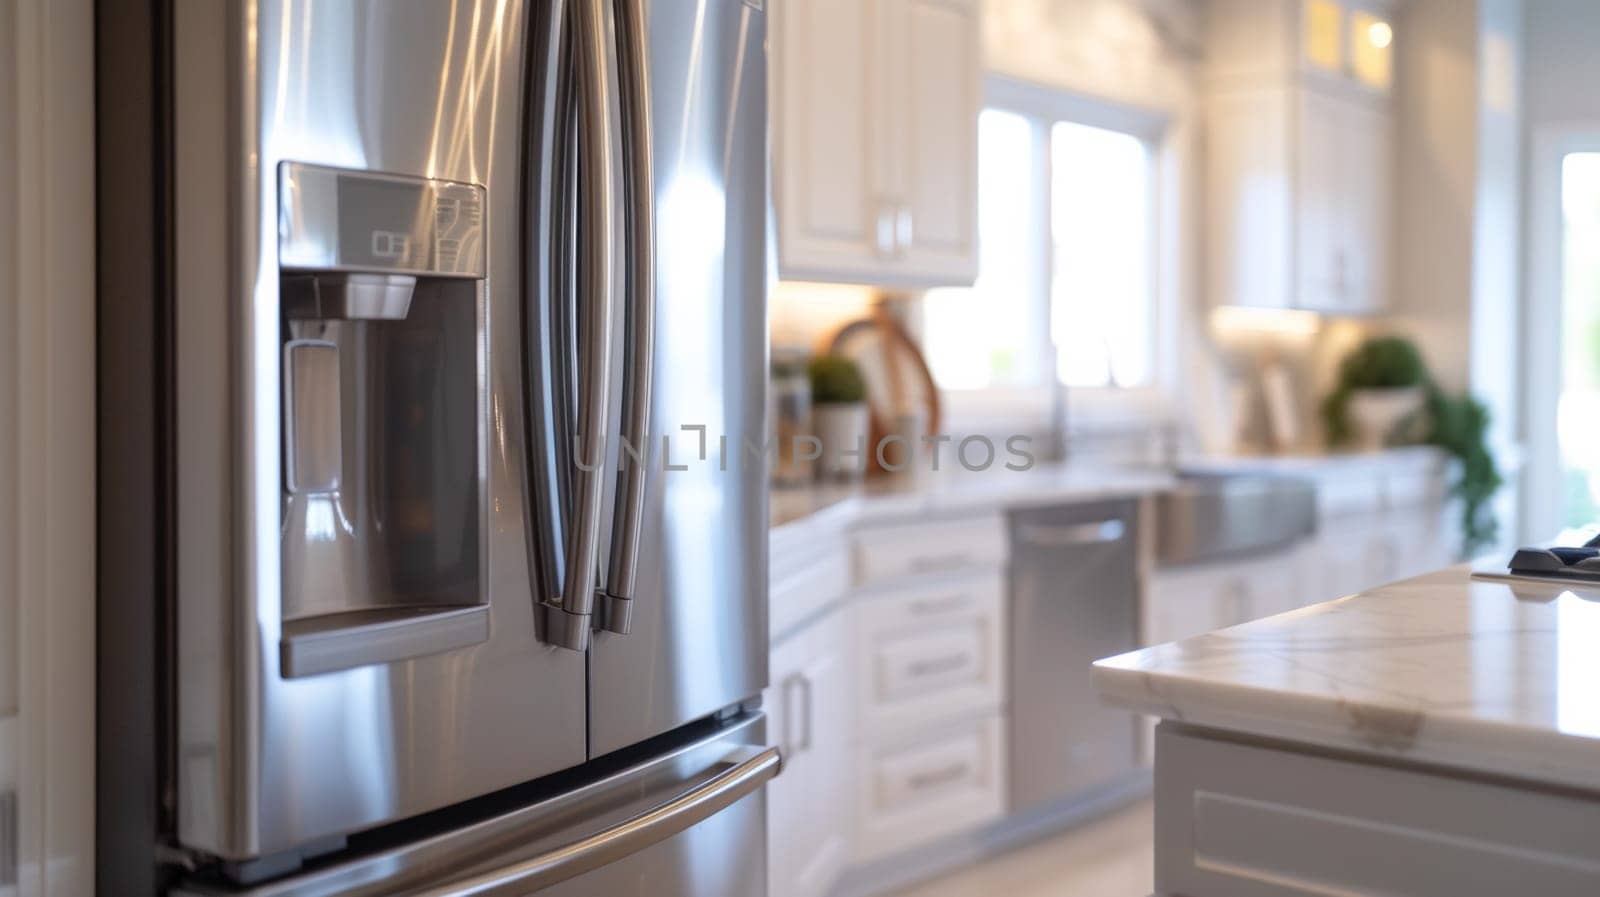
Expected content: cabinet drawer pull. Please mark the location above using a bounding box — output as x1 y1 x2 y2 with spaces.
908 552 974 574
906 653 971 678
906 762 970 791
907 594 970 615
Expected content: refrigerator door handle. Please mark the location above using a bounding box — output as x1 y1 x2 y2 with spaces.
600 0 656 635
545 0 623 651
524 0 571 624
405 746 780 897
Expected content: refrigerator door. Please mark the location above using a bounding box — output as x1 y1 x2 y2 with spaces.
171 714 773 897
587 0 770 757
173 0 587 862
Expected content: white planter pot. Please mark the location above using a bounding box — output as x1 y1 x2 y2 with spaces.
814 403 870 480
1347 387 1425 450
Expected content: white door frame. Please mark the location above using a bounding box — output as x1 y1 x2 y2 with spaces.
1523 126 1600 541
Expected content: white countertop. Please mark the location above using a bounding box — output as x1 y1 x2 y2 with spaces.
770 462 1174 534
1094 561 1600 791
770 446 1446 545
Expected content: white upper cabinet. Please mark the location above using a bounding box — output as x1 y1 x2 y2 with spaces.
771 0 980 287
1203 0 1394 314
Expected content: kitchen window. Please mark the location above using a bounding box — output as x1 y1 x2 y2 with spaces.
921 87 1165 423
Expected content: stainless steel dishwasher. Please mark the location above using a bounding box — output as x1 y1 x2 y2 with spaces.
1008 499 1142 813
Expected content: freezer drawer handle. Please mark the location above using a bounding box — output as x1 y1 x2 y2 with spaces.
411 745 781 897
1016 519 1126 547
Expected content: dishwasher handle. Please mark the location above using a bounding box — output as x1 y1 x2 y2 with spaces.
1015 519 1126 548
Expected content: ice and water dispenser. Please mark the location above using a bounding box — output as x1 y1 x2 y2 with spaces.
276 162 490 677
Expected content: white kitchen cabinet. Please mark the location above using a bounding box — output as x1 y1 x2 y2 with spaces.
767 606 853 897
1203 0 1394 314
770 0 979 286
852 570 1005 739
1146 547 1309 647
850 713 1006 863
1308 518 1390 603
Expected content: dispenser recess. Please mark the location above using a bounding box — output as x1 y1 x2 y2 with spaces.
276 162 490 678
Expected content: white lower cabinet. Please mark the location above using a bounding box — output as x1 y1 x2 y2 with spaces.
851 714 1006 863
1146 548 1308 647
767 608 853 897
852 570 1005 739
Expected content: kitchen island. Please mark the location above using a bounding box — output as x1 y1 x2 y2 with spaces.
1095 562 1600 897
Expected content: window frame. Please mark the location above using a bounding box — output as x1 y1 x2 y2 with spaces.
926 76 1176 436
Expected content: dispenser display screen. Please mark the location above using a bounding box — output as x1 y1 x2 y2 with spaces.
337 176 432 271
278 162 486 277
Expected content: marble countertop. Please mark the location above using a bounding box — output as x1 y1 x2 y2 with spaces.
1095 560 1600 790
770 446 1446 540
770 462 1175 533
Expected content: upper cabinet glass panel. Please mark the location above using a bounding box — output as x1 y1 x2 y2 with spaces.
1304 0 1344 73
1351 10 1394 90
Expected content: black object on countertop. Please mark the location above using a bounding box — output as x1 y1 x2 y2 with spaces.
1509 544 1600 579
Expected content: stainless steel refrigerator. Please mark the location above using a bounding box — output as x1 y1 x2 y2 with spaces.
94 0 772 894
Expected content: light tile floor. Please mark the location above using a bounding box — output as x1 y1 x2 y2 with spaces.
890 800 1154 897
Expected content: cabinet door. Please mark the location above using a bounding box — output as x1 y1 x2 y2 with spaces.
1205 86 1295 308
889 0 979 283
1146 565 1234 646
1295 88 1344 312
1295 89 1391 314
766 611 852 897
1311 517 1391 602
1340 98 1391 313
771 0 882 280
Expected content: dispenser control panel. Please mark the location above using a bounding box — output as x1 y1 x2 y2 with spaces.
278 162 486 278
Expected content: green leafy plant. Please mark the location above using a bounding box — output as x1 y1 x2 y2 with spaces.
1322 336 1501 557
807 355 866 405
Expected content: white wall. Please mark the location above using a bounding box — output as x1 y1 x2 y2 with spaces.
1523 0 1600 127
1392 0 1481 394
1520 0 1600 539
1389 0 1525 546
4 0 97 892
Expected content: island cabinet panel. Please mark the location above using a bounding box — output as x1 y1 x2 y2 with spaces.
1153 723 1600 897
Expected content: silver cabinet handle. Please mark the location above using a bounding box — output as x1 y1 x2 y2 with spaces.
907 593 970 615
410 746 781 897
546 0 623 651
906 652 971 679
780 673 814 758
1016 519 1126 547
601 0 656 635
894 202 913 254
908 552 975 574
876 199 897 257
906 762 969 791
798 673 814 753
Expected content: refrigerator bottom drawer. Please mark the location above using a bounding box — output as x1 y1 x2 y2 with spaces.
173 714 774 897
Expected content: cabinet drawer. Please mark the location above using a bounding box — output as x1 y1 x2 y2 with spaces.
1314 472 1383 520
854 571 1004 736
853 714 1005 862
851 513 1006 588
1383 469 1444 510
769 538 851 641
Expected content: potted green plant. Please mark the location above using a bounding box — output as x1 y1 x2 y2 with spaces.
1322 336 1503 556
808 355 869 480
1324 336 1427 450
